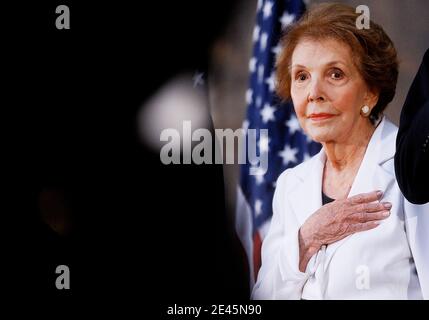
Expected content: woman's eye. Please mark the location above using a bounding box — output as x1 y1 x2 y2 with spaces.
295 72 308 82
330 69 344 80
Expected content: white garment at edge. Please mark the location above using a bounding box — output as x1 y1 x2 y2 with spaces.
252 117 429 300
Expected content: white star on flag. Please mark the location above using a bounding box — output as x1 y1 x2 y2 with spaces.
258 65 265 84
260 32 268 51
242 120 249 137
253 25 260 42
259 134 270 153
261 103 276 123
255 96 262 108
263 1 274 19
279 145 298 166
280 12 295 29
252 166 266 185
265 72 276 92
303 152 311 162
249 57 257 73
271 44 282 57
246 89 253 104
242 119 249 131
286 115 301 135
255 199 263 217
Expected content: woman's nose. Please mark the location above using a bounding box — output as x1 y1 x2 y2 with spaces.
307 77 326 102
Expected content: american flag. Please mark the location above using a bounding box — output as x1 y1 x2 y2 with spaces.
236 0 321 285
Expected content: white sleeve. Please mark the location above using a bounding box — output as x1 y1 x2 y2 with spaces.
404 200 429 299
251 171 314 300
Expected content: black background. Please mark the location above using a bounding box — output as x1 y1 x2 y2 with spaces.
3 0 249 306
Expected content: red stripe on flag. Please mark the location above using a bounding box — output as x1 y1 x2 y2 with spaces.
253 231 262 281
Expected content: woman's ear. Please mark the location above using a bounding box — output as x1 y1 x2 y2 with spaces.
366 87 380 109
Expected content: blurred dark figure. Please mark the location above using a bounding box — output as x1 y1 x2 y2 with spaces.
395 49 429 204
5 0 249 304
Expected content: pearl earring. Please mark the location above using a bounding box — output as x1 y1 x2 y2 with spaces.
361 105 370 117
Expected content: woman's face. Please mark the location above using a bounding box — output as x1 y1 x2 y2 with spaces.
290 39 377 143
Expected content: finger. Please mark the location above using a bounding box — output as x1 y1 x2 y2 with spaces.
351 210 390 222
347 220 381 234
357 201 392 213
348 190 383 205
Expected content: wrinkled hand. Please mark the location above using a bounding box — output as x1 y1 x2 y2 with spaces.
298 190 391 272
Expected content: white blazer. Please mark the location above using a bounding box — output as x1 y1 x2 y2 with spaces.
252 118 429 300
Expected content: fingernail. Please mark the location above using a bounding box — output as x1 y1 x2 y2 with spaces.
376 191 383 197
383 211 390 217
383 202 392 209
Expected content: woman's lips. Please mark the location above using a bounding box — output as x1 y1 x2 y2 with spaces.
308 113 335 121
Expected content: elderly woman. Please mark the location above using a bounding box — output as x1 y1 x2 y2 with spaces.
252 3 429 300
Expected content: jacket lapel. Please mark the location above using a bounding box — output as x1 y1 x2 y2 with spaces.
288 150 326 226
